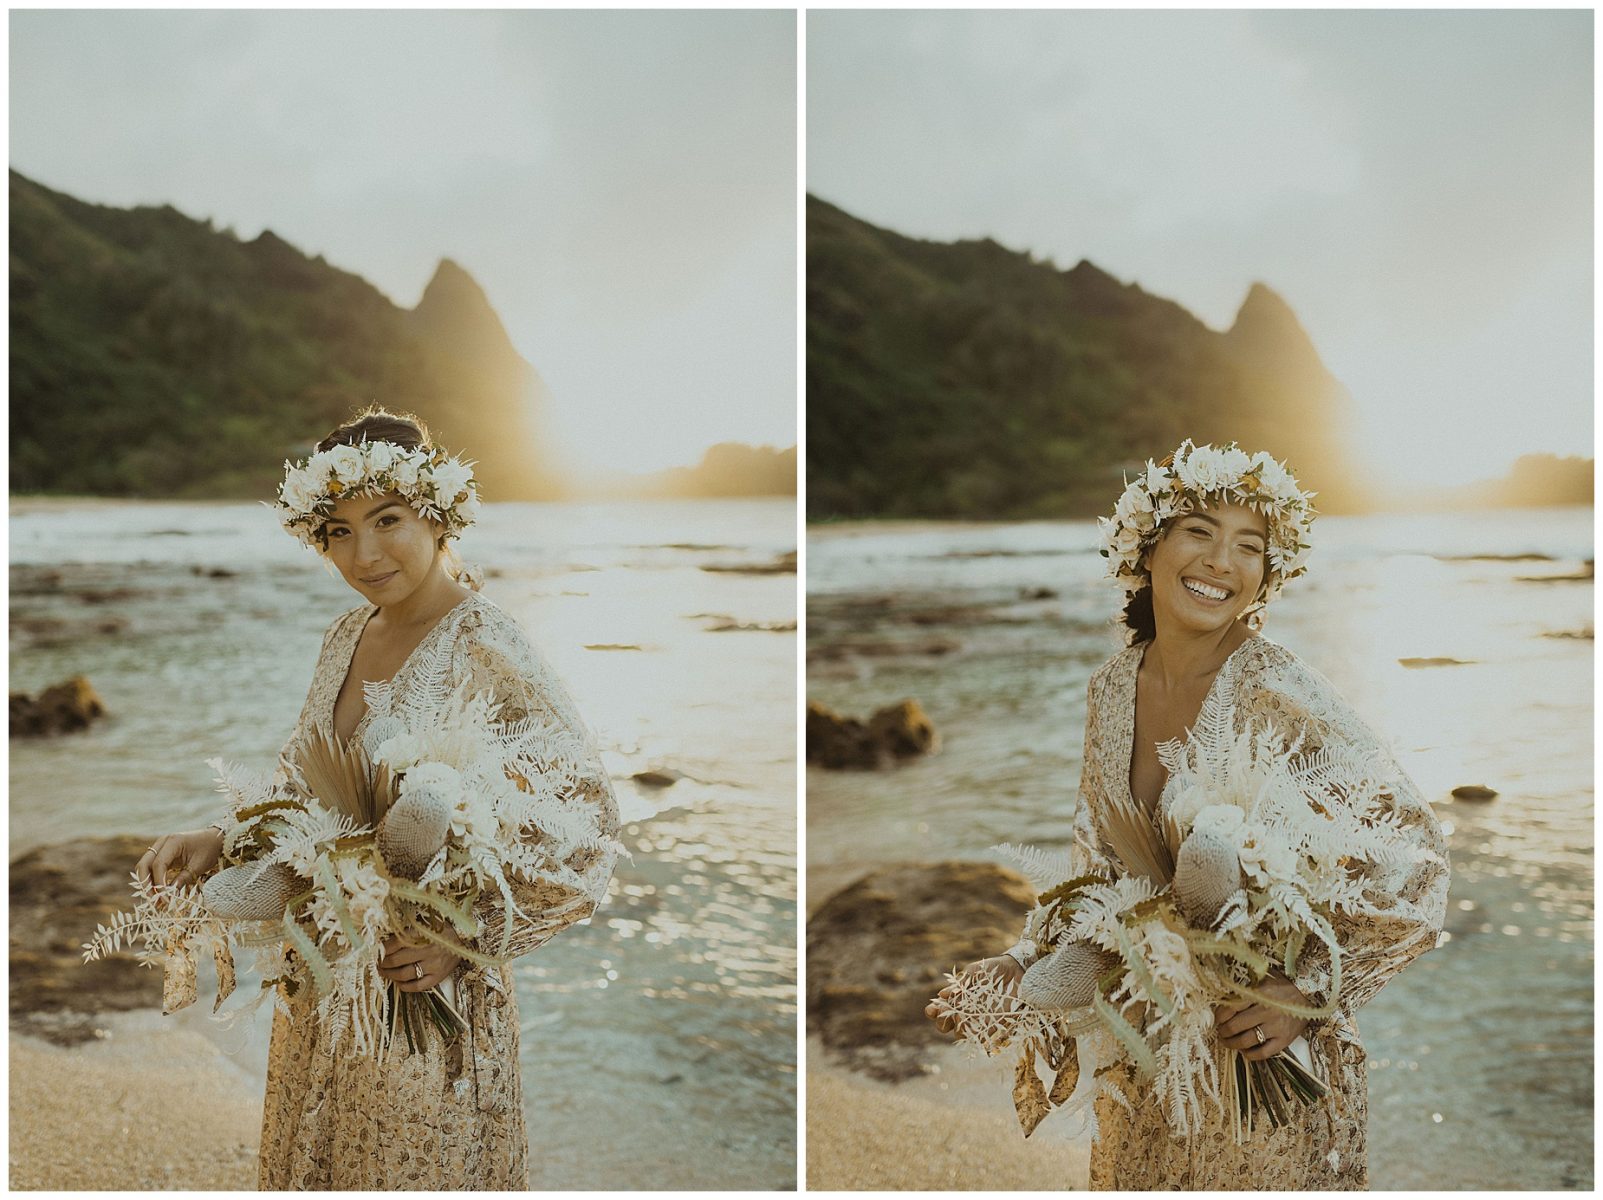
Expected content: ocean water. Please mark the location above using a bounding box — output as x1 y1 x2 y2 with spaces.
807 507 1593 1190
11 496 797 1190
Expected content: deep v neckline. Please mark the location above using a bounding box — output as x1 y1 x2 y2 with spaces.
1117 635 1258 815
327 593 477 743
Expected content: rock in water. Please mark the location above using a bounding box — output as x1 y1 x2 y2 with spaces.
807 861 1035 1079
1173 826 1244 929
9 676 107 737
377 785 454 878
1451 784 1498 801
1019 941 1120 1012
11 835 164 1042
806 699 940 769
201 861 301 921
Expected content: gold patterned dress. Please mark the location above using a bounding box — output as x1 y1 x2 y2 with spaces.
1041 634 1449 1190
251 591 620 1190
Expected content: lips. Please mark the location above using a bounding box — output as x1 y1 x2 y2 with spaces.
362 571 399 587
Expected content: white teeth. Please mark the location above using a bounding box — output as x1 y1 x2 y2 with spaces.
1183 579 1229 601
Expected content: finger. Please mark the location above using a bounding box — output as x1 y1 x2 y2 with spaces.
396 972 442 993
151 841 183 888
380 944 426 967
135 846 158 887
171 868 194 890
1216 1005 1267 1040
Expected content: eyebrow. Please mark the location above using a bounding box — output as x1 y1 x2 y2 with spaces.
1182 513 1266 541
323 500 406 526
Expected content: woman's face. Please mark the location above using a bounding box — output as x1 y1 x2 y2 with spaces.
1144 501 1269 637
320 492 445 608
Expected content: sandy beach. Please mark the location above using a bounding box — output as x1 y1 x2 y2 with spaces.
807 1037 1090 1190
10 1017 261 1190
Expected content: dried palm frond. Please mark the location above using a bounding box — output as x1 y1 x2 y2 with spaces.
1095 789 1175 884
294 730 378 825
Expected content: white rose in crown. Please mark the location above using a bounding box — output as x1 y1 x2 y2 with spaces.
389 454 423 488
281 467 323 514
362 441 401 474
324 444 367 485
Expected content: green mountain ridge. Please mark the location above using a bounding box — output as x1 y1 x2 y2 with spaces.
9 170 794 503
807 194 1365 519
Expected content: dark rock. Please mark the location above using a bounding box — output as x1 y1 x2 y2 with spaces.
1451 785 1498 801
10 676 108 737
631 769 686 789
1019 586 1059 601
190 566 237 578
11 835 164 1041
806 637 960 664
807 699 939 769
1398 657 1474 668
701 550 797 576
807 862 1036 1079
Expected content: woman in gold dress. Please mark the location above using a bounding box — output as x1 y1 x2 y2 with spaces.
929 440 1448 1188
138 409 620 1188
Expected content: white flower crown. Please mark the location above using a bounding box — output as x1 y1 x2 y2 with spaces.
274 439 481 549
1098 439 1315 615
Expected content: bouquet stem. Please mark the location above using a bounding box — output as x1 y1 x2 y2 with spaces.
386 982 467 1055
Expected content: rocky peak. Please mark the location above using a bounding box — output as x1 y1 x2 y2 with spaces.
410 257 518 361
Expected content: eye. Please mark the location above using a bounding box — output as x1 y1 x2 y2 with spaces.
377 514 401 528
327 527 348 540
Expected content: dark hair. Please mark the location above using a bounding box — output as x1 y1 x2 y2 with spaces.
1121 585 1157 645
316 406 433 455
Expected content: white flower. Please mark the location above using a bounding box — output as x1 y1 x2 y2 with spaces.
323 445 367 485
374 733 426 771
1143 461 1169 495
1112 524 1144 556
1237 827 1298 885
1218 446 1251 483
429 459 474 505
389 453 423 489
401 761 465 798
280 466 324 514
1191 803 1246 838
362 441 400 474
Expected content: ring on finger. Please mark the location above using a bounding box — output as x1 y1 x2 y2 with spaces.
1254 1025 1266 1045
414 963 423 981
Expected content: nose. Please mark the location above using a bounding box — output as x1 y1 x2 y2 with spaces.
352 529 383 568
1199 537 1229 576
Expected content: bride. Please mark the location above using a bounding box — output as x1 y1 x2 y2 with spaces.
136 408 620 1188
928 440 1448 1189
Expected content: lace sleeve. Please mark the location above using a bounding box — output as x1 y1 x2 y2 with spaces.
451 604 621 963
1240 644 1450 1020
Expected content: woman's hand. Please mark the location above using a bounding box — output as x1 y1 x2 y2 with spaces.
924 954 1024 1038
379 936 462 992
136 828 223 890
1213 971 1311 1060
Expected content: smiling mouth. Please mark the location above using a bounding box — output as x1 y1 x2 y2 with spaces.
1181 577 1232 603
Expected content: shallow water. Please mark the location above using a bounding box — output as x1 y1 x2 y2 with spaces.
807 507 1593 1190
11 497 797 1190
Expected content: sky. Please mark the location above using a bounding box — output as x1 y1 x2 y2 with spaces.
10 10 796 476
809 9 1592 488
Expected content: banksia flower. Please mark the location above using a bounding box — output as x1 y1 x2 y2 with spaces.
202 861 301 921
1019 940 1120 1012
1173 825 1244 929
376 785 454 878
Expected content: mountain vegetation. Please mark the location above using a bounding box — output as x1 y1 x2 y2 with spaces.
10 170 794 502
807 194 1366 519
